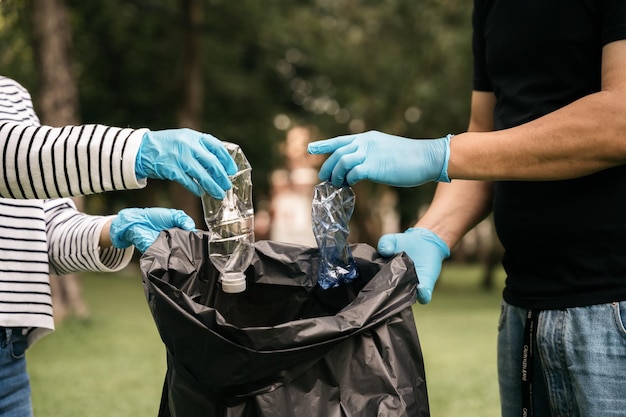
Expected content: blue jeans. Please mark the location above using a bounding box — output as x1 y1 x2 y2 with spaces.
0 328 32 417
498 301 626 417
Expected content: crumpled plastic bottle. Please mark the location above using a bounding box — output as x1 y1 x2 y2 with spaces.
201 142 254 293
311 181 358 289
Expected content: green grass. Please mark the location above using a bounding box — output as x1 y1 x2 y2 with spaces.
414 264 504 417
28 266 165 417
28 263 505 417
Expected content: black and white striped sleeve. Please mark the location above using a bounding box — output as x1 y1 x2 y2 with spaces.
44 198 134 275
0 121 148 199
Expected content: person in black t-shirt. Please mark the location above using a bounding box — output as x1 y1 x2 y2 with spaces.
308 1 626 416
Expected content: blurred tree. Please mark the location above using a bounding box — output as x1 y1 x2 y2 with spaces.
170 0 205 228
32 0 89 323
0 0 36 87
31 0 78 125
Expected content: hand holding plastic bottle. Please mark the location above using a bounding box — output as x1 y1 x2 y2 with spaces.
136 129 239 198
110 208 196 253
377 227 450 304
307 131 452 188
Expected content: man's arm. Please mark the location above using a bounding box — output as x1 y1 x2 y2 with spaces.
416 91 496 249
449 39 626 181
374 91 498 304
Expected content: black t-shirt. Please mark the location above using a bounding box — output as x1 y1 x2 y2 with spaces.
473 0 626 309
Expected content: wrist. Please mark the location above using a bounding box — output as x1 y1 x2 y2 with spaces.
435 134 453 183
100 218 114 248
406 227 451 259
135 133 150 179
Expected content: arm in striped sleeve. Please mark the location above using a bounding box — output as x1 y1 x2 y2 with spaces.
0 121 147 199
44 198 134 275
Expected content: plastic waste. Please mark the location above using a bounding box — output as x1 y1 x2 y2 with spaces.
311 181 358 289
201 142 254 293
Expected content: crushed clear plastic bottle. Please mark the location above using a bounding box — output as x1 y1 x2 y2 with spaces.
201 142 254 293
311 181 358 289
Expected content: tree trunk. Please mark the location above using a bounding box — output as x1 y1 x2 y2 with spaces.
31 0 89 323
171 0 205 228
31 0 79 125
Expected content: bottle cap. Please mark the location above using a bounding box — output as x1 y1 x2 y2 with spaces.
220 272 247 293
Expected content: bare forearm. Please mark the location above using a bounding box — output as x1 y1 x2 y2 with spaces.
450 55 626 181
451 99 625 180
415 180 493 249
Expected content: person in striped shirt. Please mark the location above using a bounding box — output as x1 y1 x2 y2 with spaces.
0 75 237 416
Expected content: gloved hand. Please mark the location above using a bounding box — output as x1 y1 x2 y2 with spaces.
136 129 238 198
307 131 452 188
110 208 196 253
377 227 450 304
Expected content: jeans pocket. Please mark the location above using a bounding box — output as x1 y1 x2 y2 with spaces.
10 334 27 359
497 301 508 331
613 301 626 337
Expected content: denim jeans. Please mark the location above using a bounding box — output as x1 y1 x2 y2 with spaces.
0 328 33 417
498 300 626 417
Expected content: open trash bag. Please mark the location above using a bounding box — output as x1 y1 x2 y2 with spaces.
140 229 430 417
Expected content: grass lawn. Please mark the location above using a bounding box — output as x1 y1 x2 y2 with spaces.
28 266 166 417
27 262 505 417
414 263 504 417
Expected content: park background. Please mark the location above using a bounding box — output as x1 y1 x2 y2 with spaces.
1 1 505 416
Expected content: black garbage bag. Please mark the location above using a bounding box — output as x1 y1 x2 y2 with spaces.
140 229 430 417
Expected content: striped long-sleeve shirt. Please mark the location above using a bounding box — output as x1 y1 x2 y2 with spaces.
0 76 147 346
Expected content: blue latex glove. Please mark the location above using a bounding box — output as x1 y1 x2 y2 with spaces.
136 129 238 198
378 227 450 304
307 131 452 188
110 208 196 253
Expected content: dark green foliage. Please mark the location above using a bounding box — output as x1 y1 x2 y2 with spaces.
0 0 473 222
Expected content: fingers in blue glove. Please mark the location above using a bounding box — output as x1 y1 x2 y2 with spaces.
110 207 196 253
308 134 360 186
307 134 358 155
308 131 452 188
137 129 238 198
195 134 239 189
377 227 450 304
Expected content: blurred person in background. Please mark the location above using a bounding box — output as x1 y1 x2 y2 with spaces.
269 125 323 246
0 75 237 416
308 1 626 416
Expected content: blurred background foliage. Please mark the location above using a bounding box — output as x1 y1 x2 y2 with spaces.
0 0 473 238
